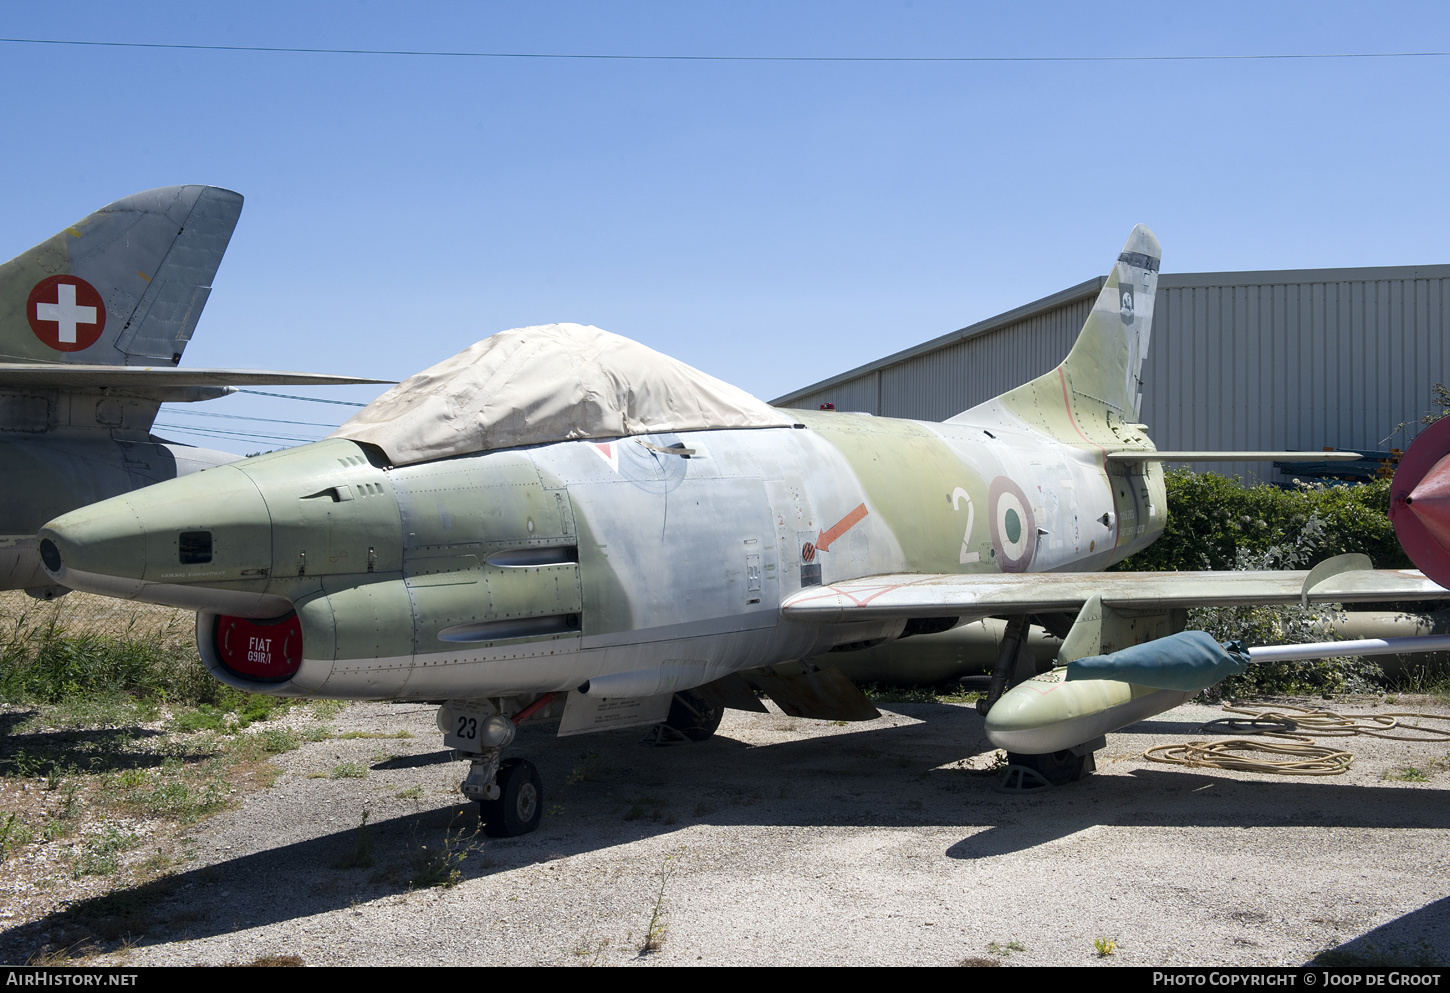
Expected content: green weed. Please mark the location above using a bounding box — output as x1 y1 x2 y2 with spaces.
246 729 300 756
0 812 35 861
335 810 374 869
864 683 983 704
409 814 480 889
124 776 229 822
74 825 140 878
567 752 600 786
623 797 665 822
641 854 674 954
986 940 1026 958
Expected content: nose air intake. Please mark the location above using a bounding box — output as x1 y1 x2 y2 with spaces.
211 613 304 682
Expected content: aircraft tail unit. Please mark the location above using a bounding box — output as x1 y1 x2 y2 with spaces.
0 186 391 595
0 186 243 367
949 224 1160 453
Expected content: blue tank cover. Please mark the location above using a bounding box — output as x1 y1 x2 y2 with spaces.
1064 630 1250 692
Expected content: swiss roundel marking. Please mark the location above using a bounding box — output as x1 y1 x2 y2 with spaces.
27 275 106 351
988 476 1037 573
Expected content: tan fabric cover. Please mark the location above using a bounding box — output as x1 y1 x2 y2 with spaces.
331 323 794 465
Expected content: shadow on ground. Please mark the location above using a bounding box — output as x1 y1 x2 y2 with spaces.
4 700 1447 962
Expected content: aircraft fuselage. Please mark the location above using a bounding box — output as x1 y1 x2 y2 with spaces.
39 407 1164 699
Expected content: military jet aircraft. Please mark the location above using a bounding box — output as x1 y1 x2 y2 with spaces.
0 186 388 594
36 225 1450 835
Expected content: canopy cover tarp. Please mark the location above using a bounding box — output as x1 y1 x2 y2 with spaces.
331 323 795 465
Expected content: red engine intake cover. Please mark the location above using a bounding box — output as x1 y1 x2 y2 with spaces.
214 613 303 682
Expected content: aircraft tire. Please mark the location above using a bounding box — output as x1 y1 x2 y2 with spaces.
1006 749 1086 787
665 691 723 742
480 758 543 837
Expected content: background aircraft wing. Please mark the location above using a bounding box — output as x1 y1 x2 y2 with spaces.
1104 451 1364 463
780 567 1450 622
0 365 389 387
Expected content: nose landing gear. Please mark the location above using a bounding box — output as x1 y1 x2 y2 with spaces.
479 757 543 837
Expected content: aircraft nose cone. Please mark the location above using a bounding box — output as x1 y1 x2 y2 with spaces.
1405 453 1450 548
39 496 150 595
38 463 274 601
1391 417 1450 590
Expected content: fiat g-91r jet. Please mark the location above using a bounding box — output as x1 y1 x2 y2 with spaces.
0 186 388 595
38 226 1449 835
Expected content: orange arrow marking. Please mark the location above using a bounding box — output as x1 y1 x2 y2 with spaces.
817 503 868 552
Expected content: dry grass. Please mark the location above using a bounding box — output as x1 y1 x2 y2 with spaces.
0 590 195 647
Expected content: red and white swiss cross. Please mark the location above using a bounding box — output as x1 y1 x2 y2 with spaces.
27 276 106 352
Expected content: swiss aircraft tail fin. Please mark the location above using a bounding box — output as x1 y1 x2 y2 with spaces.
949 225 1160 445
0 186 243 366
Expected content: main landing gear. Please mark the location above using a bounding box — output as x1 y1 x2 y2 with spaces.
643 689 723 745
975 617 1102 792
1004 747 1095 787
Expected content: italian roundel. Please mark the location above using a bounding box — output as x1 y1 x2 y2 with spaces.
988 476 1037 572
27 275 106 352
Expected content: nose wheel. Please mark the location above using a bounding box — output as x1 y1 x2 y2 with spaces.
479 757 543 837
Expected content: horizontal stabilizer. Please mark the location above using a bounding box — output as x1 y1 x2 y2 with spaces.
1105 451 1363 463
0 364 390 388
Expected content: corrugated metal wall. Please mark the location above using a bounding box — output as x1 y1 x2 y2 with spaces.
774 264 1450 481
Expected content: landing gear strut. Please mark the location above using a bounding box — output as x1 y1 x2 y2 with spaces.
665 690 722 742
450 697 555 838
976 616 1036 716
642 690 723 745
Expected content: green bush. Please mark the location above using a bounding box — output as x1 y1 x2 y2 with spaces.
1114 471 1405 573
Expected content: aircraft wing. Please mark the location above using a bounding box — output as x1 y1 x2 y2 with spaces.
780 568 1450 622
0 364 390 387
1104 451 1363 463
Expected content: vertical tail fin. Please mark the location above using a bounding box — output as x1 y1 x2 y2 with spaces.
0 186 243 366
950 224 1160 444
1059 224 1160 423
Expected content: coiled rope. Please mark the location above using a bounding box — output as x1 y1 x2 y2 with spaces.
1142 703 1450 775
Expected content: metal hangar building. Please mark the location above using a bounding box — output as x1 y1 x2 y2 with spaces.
771 264 1450 482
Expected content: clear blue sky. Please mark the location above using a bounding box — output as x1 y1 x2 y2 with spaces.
3 2 1448 453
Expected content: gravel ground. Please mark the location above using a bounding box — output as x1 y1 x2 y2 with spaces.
4 695 1449 967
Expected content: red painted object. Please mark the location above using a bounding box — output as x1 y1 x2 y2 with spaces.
214 613 303 681
1390 416 1450 590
